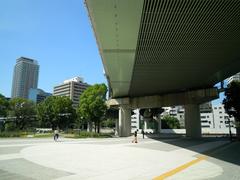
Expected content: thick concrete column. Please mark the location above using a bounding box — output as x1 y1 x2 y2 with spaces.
157 117 161 133
118 105 131 137
144 119 147 131
115 118 119 136
185 104 201 138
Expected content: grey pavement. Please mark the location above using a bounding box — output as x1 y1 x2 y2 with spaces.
208 142 240 180
0 136 239 180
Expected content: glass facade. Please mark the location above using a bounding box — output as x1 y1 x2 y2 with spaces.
28 88 51 103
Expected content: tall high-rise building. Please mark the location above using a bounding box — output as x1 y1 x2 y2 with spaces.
11 57 39 99
53 77 90 108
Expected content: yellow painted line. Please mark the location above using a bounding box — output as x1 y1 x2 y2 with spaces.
153 155 207 180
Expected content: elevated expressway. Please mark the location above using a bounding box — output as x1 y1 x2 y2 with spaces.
85 0 240 137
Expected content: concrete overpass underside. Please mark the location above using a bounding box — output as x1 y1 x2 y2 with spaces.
85 0 240 137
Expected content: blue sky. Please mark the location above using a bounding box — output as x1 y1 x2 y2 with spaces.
0 0 106 97
0 0 224 105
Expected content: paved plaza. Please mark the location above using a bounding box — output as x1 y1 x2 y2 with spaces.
0 136 239 180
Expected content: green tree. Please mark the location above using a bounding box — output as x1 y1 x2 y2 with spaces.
101 119 115 128
37 96 76 130
0 94 9 131
0 94 9 117
8 98 36 130
161 115 180 129
223 81 240 140
77 84 107 133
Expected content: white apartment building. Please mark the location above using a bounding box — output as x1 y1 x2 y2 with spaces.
169 106 185 127
131 109 140 132
131 104 235 132
170 104 234 129
212 104 235 129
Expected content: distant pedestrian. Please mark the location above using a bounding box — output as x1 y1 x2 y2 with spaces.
142 129 145 139
132 129 138 143
54 128 59 141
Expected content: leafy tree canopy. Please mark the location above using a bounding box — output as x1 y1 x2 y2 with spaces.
223 81 240 139
77 84 107 133
223 81 240 120
161 115 180 129
8 98 36 130
37 96 76 129
0 94 9 117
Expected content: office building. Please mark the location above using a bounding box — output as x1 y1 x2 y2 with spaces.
11 57 39 99
53 77 90 108
28 88 51 103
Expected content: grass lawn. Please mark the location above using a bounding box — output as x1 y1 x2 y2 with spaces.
0 131 113 138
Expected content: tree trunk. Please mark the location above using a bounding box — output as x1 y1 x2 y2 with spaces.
94 122 97 133
235 119 240 141
97 120 100 133
87 122 92 132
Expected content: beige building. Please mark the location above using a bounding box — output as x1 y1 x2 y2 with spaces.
53 77 90 108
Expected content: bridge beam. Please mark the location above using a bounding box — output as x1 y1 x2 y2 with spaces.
107 88 219 109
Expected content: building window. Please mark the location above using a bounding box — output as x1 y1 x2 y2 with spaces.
202 125 210 128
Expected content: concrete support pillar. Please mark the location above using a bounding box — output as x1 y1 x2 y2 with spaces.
118 105 131 137
157 117 161 133
144 119 147 131
185 104 201 138
115 118 119 136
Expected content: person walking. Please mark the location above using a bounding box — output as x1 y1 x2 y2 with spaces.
142 129 145 139
54 128 59 141
132 129 138 143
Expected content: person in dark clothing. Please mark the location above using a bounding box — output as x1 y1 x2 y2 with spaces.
142 129 145 139
132 129 138 143
53 128 59 141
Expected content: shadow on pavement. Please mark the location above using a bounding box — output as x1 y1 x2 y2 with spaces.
147 134 240 166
